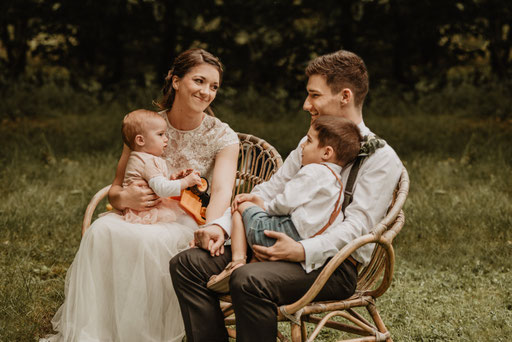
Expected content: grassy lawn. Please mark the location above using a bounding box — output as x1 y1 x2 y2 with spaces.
1 90 511 341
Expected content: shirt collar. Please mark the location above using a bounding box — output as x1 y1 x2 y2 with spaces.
357 121 372 137
322 162 343 174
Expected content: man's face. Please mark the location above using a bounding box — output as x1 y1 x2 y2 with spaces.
303 74 344 123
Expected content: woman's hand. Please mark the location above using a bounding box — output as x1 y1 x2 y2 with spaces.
252 231 305 262
189 224 226 256
122 180 162 211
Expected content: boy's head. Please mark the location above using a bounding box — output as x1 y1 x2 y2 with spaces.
301 115 362 167
122 109 169 156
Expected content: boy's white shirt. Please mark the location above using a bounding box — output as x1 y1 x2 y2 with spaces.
264 162 343 240
212 121 403 273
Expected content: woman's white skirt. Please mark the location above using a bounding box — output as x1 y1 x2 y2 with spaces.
41 208 197 342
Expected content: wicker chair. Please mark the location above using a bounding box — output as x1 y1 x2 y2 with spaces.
221 167 409 342
81 132 283 234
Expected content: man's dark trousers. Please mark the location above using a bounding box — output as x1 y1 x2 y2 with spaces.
169 246 357 342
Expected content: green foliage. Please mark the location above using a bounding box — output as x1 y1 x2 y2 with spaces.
2 0 512 98
1 86 511 341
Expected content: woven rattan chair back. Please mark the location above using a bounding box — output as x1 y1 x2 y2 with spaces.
234 133 283 197
82 133 282 235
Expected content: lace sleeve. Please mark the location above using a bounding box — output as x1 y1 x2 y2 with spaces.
212 119 239 153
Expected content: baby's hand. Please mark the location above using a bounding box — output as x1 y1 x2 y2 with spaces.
180 171 202 190
171 168 194 180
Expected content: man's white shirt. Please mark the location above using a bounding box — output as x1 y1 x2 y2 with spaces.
211 121 402 273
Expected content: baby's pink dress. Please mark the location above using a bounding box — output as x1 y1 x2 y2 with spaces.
122 151 182 224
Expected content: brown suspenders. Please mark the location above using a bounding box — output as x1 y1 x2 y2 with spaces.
312 164 344 237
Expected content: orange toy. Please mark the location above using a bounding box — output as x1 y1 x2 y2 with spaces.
179 177 210 225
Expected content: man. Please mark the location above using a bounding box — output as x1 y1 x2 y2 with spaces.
170 50 403 342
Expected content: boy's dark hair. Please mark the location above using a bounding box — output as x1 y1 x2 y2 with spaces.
312 115 362 166
306 50 369 108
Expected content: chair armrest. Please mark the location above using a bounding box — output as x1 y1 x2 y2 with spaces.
82 185 111 235
282 232 381 315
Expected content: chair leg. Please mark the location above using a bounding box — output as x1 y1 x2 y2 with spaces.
291 322 302 342
301 319 308 342
367 303 393 342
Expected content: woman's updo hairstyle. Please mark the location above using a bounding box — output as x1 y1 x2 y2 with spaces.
156 48 223 116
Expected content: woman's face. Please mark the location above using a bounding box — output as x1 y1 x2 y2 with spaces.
173 63 220 113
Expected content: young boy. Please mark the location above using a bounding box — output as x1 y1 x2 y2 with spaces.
207 115 362 293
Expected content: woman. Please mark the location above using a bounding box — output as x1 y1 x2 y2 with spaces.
42 49 239 342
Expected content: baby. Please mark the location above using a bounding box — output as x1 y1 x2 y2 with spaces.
207 115 362 293
120 109 202 224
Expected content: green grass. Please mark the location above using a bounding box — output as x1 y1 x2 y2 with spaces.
1 87 511 341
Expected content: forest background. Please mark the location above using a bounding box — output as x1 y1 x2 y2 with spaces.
1 0 511 341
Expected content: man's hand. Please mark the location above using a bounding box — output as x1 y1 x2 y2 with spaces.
190 224 226 257
231 193 264 212
252 231 306 262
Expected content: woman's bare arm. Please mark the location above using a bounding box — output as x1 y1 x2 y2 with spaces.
193 144 238 255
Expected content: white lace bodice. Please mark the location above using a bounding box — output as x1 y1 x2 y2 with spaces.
158 112 239 182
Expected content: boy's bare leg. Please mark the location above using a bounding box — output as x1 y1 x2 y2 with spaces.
236 201 261 263
231 200 259 264
206 200 262 292
230 210 247 263
227 200 261 265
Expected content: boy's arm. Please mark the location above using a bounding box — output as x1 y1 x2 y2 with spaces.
265 166 319 216
250 137 305 202
210 138 305 237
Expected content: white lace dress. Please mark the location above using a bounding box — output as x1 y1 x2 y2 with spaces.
42 113 239 342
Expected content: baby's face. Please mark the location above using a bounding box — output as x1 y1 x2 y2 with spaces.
142 117 168 156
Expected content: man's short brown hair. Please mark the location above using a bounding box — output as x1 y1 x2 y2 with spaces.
306 50 369 107
312 115 362 166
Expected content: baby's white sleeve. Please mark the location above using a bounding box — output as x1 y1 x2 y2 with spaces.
148 176 181 197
